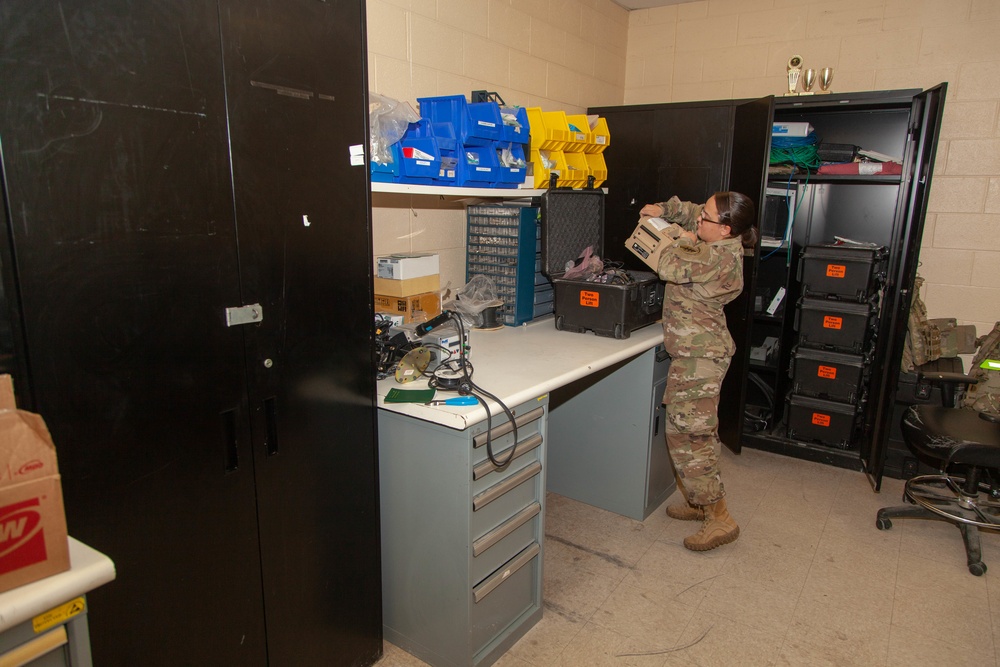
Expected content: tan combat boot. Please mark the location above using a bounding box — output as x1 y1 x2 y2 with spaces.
666 502 704 521
682 498 739 551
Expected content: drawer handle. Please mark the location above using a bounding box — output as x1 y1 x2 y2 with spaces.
472 542 540 603
472 433 543 480
473 502 541 557
473 406 544 449
472 461 541 511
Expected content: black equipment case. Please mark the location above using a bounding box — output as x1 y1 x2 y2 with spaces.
790 347 868 404
540 186 663 339
795 297 878 353
787 394 861 450
798 244 887 302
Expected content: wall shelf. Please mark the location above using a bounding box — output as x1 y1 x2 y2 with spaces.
371 182 544 198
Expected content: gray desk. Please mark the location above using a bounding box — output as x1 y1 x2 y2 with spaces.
377 317 666 667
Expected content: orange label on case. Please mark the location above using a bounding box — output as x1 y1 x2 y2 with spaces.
817 365 837 380
580 290 600 308
826 264 846 278
812 413 831 427
823 316 843 330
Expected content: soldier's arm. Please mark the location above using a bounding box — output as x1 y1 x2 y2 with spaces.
656 241 725 284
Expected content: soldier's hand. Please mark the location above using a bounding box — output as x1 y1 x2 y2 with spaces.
640 203 665 217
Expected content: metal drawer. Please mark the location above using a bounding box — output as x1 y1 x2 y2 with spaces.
471 502 540 583
471 464 541 536
470 543 540 656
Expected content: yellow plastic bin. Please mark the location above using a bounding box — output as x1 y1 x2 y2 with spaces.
527 107 566 152
584 152 607 188
564 114 591 153
530 149 568 188
585 116 610 153
562 151 590 187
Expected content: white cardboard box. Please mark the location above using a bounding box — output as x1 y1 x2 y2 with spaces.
771 122 814 137
377 254 440 280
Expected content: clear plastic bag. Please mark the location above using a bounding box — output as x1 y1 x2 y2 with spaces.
442 275 504 329
369 93 420 166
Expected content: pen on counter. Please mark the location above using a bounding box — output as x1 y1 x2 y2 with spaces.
426 396 478 406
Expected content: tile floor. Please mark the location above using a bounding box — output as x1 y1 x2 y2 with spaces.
376 446 1000 667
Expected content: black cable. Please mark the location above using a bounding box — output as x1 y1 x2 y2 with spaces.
442 312 520 470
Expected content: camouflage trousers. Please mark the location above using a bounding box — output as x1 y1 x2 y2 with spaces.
663 356 731 506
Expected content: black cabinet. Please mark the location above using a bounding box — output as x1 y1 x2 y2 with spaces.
592 86 945 490
0 2 381 665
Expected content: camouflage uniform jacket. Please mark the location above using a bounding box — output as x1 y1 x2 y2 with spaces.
656 234 744 359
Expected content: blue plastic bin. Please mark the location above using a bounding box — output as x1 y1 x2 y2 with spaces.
418 95 503 147
495 142 528 185
370 142 401 183
500 106 530 145
397 119 441 183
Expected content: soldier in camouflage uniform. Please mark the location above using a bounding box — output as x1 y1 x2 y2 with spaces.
640 192 758 551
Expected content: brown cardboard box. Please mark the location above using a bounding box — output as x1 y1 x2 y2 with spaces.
374 291 442 323
0 375 70 593
373 274 441 298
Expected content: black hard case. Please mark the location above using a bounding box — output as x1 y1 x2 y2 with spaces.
786 394 860 450
795 297 878 353
540 187 663 339
790 347 868 404
798 244 887 302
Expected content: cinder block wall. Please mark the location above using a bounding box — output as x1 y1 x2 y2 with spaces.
367 0 1000 334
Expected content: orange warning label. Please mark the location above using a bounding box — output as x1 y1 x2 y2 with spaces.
817 365 837 379
580 291 600 308
823 316 843 330
811 413 831 427
826 264 846 278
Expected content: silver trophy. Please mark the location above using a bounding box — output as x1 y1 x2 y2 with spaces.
818 67 834 94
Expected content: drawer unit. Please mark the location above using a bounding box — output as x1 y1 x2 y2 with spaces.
795 297 878 354
798 244 887 302
790 347 868 404
379 396 548 667
786 394 861 450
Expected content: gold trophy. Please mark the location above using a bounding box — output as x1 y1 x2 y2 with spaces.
818 67 834 94
785 55 803 96
800 69 816 95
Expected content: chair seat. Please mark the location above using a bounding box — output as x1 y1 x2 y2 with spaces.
902 405 1000 468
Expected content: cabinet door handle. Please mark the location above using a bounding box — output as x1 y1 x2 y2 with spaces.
221 408 239 473
263 397 279 456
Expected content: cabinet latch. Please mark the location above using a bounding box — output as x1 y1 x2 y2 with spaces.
225 304 264 327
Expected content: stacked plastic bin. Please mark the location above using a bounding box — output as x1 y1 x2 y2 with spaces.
466 204 553 326
526 109 609 189
786 245 887 449
415 95 530 188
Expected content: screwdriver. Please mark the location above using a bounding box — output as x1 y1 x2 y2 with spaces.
426 396 478 406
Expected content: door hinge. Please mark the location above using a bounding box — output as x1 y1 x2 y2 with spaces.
225 304 264 327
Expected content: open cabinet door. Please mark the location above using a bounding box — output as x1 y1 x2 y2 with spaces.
719 95 774 453
862 83 948 490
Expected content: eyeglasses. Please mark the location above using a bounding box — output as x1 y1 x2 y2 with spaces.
698 212 727 226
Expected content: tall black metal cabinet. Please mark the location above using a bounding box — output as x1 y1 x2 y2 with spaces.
741 88 946 490
588 97 773 452
593 87 945 491
0 2 382 666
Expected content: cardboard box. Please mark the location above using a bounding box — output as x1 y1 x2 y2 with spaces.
374 291 442 324
373 274 441 297
377 254 440 280
625 216 684 272
0 375 70 593
772 121 814 137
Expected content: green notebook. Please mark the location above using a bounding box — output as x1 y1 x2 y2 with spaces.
384 388 435 404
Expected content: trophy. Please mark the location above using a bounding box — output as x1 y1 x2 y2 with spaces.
800 69 816 95
785 55 803 96
818 67 834 94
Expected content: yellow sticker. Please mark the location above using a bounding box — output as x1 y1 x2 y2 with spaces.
32 596 86 633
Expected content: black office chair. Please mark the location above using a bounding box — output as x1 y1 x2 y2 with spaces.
876 371 1000 576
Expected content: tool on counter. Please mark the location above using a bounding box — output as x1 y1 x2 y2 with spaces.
426 396 478 406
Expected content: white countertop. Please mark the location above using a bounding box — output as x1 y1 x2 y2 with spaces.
377 315 664 430
0 537 116 633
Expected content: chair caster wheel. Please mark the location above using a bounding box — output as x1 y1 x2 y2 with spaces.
969 561 987 576
876 517 892 530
